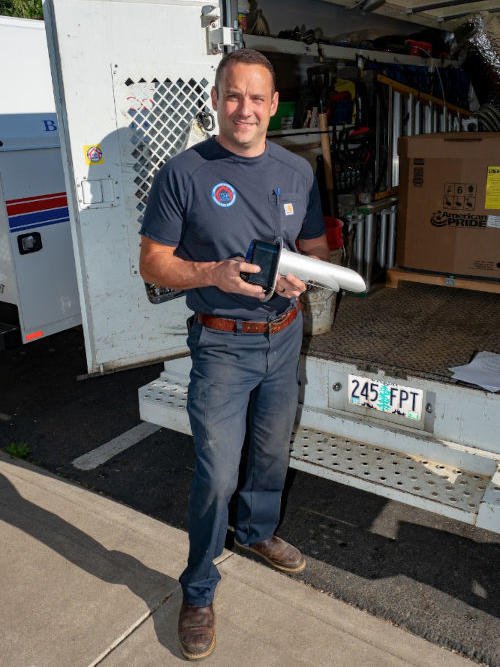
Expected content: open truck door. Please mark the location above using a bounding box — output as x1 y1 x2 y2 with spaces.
44 0 225 373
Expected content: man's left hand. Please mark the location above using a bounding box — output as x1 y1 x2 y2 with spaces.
275 273 307 299
276 234 330 298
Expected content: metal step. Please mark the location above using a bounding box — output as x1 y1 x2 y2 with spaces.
139 375 500 532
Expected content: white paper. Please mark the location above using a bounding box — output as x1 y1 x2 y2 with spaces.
449 351 500 392
486 215 500 228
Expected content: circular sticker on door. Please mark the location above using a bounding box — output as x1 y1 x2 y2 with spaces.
84 144 104 165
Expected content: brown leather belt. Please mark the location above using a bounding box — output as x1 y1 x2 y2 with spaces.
197 302 301 335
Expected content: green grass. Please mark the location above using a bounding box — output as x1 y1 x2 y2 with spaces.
4 442 31 460
0 0 43 19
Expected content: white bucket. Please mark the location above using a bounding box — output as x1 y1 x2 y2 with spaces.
300 249 342 336
301 287 336 335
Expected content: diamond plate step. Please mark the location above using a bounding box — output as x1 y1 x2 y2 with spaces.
139 377 499 530
289 427 488 515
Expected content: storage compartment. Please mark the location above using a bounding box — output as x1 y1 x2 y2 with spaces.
397 133 500 279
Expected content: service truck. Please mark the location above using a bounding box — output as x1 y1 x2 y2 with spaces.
10 0 500 533
0 16 80 348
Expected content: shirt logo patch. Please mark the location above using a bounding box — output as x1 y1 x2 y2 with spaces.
212 182 237 208
283 202 294 216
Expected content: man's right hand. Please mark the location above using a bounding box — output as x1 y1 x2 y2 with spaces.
140 237 266 299
212 258 265 299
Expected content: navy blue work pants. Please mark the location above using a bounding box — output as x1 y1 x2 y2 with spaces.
179 310 303 606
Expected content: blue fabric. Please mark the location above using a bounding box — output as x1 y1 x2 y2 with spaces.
179 310 303 606
140 137 324 319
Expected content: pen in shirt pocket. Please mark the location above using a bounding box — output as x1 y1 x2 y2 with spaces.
273 186 280 206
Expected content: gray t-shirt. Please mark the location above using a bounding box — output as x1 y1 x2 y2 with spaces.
140 137 324 319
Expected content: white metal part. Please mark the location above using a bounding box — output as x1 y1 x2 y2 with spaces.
278 248 366 293
207 26 238 52
44 0 219 372
138 356 500 532
201 0 240 52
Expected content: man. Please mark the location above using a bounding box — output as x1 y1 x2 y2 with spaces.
140 49 329 660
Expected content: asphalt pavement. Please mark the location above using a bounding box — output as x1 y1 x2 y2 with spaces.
0 326 499 665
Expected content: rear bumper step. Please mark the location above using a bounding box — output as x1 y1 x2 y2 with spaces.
139 374 500 534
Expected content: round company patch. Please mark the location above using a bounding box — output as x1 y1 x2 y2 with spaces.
211 182 237 208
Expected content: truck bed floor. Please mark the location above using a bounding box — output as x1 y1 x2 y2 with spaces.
304 283 500 385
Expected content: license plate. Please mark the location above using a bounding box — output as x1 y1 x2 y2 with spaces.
348 374 423 421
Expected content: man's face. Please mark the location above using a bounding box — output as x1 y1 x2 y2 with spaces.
211 62 279 157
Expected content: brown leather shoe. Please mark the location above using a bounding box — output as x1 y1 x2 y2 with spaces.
178 601 216 661
234 535 306 573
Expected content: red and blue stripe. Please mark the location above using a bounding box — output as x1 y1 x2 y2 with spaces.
6 192 69 233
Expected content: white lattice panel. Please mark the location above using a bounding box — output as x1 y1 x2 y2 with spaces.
113 70 215 282
116 76 211 221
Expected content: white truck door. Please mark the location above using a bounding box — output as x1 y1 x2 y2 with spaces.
44 0 224 373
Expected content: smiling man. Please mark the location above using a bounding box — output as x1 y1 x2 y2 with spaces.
139 49 329 661
213 56 278 155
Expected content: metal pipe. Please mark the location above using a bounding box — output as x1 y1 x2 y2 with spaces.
406 94 414 136
438 6 500 21
379 210 389 268
406 0 485 14
447 110 453 132
364 212 375 292
424 103 432 134
349 216 365 276
387 87 394 189
357 0 386 11
392 91 401 187
415 100 421 135
387 205 397 269
440 108 446 132
375 92 381 188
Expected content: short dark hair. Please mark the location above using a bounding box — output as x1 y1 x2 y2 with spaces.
214 49 276 93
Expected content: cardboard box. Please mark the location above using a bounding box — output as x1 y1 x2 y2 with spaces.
397 133 500 280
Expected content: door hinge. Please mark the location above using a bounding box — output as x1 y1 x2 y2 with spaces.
202 5 242 53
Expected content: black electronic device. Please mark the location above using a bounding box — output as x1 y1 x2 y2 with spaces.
240 239 281 299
